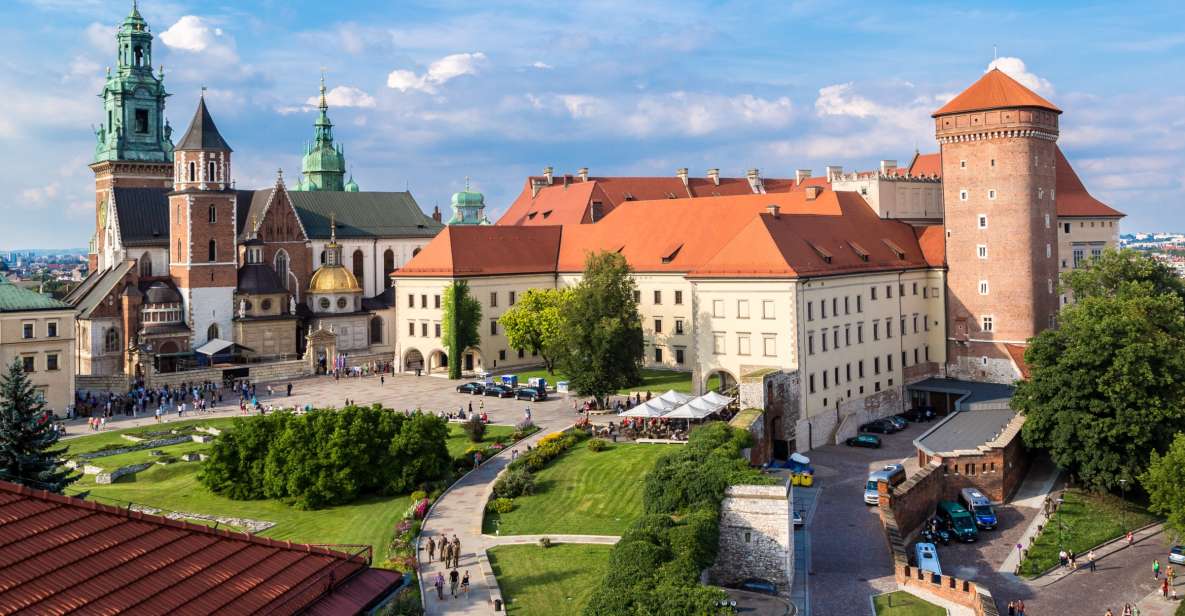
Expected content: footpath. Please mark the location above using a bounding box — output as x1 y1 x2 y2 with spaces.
1028 523 1165 588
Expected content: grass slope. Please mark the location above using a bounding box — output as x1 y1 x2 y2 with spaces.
446 424 515 460
1020 488 1158 576
872 591 946 616
485 443 667 536
487 544 613 616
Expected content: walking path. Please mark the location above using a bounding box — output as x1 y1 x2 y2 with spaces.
998 458 1063 573
480 534 620 547
1135 575 1184 616
1029 523 1166 588
416 416 569 616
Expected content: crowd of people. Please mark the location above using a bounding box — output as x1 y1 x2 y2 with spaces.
426 535 470 602
68 379 299 429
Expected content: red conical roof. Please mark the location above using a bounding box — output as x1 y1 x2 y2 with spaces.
933 68 1061 117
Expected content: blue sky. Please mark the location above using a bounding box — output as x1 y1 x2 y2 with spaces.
2 0 1183 249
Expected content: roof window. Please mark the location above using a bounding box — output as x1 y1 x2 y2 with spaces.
661 243 684 264
806 240 833 264
848 241 870 262
881 239 906 260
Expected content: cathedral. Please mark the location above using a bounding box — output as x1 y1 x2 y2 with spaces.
69 4 444 379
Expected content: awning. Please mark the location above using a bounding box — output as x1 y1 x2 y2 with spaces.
663 396 726 420
619 399 673 418
701 391 735 406
194 338 235 356
657 390 694 406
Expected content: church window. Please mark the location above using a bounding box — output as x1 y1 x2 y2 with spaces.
383 249 395 289
275 250 290 289
103 328 120 352
319 298 331 310
134 109 148 134
176 239 182 261
337 297 348 310
352 250 365 286
133 46 144 67
261 299 272 311
208 204 217 224
188 162 196 183
370 316 383 344
208 161 216 182
208 239 216 262
139 252 152 277
207 324 220 341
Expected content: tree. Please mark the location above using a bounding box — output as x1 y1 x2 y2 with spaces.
0 360 77 492
1014 252 1185 490
499 288 569 374
557 251 643 406
1141 431 1185 538
442 281 482 380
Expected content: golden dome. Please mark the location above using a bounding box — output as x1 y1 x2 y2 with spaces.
309 264 362 293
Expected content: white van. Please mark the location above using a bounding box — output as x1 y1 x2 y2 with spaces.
915 542 942 578
863 464 907 505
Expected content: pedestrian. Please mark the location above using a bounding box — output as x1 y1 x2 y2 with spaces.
380 375 384 387
1164 577 1171 598
1128 530 1134 546
1169 565 1176 585
1122 604 1132 616
434 572 445 601
461 570 470 596
449 569 460 598
1016 599 1024 616
453 535 462 566
1155 559 1161 579
286 382 292 396
1104 608 1112 616
1069 550 1077 571
468 401 473 416
1089 549 1097 572
444 541 455 569
1059 549 1068 568
1007 600 1015 616
427 536 436 562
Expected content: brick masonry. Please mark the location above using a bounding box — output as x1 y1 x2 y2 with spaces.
918 414 1029 504
708 483 794 597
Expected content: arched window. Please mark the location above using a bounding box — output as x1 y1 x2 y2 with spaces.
176 239 182 261
104 328 120 353
133 46 143 67
383 249 395 289
139 252 152 277
207 323 220 341
320 250 326 264
208 204 217 224
370 316 383 344
208 239 216 262
188 161 196 182
352 249 365 286
412 247 422 257
274 249 290 289
208 161 216 181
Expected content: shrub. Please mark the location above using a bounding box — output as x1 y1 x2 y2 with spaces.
413 498 430 519
538 432 565 446
492 467 536 499
487 497 515 513
410 490 427 502
462 415 486 443
587 438 609 452
538 536 552 548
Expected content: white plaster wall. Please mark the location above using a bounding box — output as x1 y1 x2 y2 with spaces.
186 286 235 346
312 237 434 297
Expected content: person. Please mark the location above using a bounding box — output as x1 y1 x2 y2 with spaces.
1164 577 1171 598
461 570 470 596
286 382 292 396
1104 608 1112 616
452 535 462 567
1059 549 1068 568
434 571 445 601
1122 604 1131 616
1128 530 1134 546
1169 565 1177 585
449 569 460 598
468 401 473 416
1069 550 1077 571
1155 558 1161 579
427 536 436 562
380 375 385 387
1089 549 1097 572
1006 601 1015 616
1015 599 1024 616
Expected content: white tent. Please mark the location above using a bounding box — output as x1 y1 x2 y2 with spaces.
619 399 672 418
195 338 235 356
701 390 735 407
663 396 726 420
657 390 694 407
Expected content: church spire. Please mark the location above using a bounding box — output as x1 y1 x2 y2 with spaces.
294 74 350 192
94 0 172 164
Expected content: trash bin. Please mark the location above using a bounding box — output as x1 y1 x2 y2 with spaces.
494 598 503 611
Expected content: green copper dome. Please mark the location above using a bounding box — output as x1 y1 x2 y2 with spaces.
448 179 491 225
294 75 352 192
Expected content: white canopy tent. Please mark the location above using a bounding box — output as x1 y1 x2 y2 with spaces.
701 390 734 407
657 390 694 407
195 339 235 356
619 398 674 418
663 392 733 420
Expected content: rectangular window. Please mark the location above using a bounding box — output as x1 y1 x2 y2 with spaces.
654 319 663 333
832 329 839 348
408 294 415 308
675 319 684 335
886 285 893 299
902 350 908 367
490 292 497 307
47 322 58 338
675 290 683 305
912 283 918 295
808 334 815 355
978 244 988 259
654 290 662 304
1073 248 1084 268
490 320 498 335
135 108 149 133
763 300 775 319
22 323 33 339
844 296 850 314
821 334 828 352
713 300 725 318
421 322 428 337
886 320 893 338
925 346 930 362
857 323 864 344
846 363 852 381
873 322 880 341
807 302 814 321
913 315 919 333
499 349 507 360
509 291 516 305
634 290 641 303
46 354 59 371
914 348 919 364
978 214 988 229
979 280 989 295
874 357 880 374
820 300 827 319
1064 222 1071 234
737 300 750 319
434 295 441 309
823 371 829 389
809 374 816 394
21 356 33 373
987 189 997 200
737 335 751 356
832 297 838 316
763 336 776 357
435 323 441 337
675 348 685 364
858 360 865 378
857 295 863 312
408 322 415 336
845 326 851 346
871 286 878 301
713 333 725 354
959 189 968 201
982 315 994 332
654 347 663 363
887 354 894 371
421 294 427 309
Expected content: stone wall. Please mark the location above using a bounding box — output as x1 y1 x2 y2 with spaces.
729 409 767 466
341 351 395 369
248 359 310 383
96 462 152 484
879 461 946 538
147 367 224 389
707 483 794 597
797 383 904 452
76 374 131 394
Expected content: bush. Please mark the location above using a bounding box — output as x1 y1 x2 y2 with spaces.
410 490 427 502
492 467 536 499
487 497 515 513
587 438 609 452
462 415 487 443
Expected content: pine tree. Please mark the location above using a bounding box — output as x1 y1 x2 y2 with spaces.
0 360 77 492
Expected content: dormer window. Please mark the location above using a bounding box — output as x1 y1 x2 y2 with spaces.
806 240 832 264
881 239 906 260
848 241 870 262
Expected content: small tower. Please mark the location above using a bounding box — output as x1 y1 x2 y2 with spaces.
935 68 1062 382
447 178 492 225
294 75 350 192
168 94 238 347
307 213 363 313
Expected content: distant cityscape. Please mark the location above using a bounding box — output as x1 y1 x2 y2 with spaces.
0 249 89 295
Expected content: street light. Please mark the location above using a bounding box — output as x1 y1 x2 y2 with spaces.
1119 478 1128 531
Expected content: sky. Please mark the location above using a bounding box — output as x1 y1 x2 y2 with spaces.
1 0 1183 249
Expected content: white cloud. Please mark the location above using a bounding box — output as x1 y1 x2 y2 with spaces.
22 183 61 209
531 61 553 70
306 86 377 109
816 83 885 118
986 56 1053 95
85 22 112 51
160 15 237 62
559 94 607 119
387 52 487 93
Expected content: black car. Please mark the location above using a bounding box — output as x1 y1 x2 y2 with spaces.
456 382 486 395
737 578 777 596
515 387 547 401
483 384 515 398
886 415 909 430
860 419 897 434
845 434 882 448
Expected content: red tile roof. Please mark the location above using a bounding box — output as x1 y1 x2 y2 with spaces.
905 152 941 177
934 68 1062 116
1005 343 1031 379
915 225 946 268
397 225 563 276
1055 148 1124 218
0 480 398 615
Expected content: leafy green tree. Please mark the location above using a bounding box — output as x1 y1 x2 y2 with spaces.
1015 251 1185 490
0 360 77 492
558 251 643 405
499 288 570 374
1141 431 1185 538
442 281 482 379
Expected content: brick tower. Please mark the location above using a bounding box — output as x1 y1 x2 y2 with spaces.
935 68 1062 382
168 95 237 347
90 2 174 271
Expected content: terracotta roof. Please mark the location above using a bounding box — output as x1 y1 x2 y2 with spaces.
1005 343 1031 379
0 480 398 615
905 152 941 177
396 225 563 277
915 225 946 267
934 68 1061 117
1055 148 1124 218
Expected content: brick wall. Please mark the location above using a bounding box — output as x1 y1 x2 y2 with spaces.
929 426 1029 503
879 461 946 537
708 483 794 597
895 563 1000 616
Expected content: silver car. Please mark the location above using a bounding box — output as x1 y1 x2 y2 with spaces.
1170 545 1185 566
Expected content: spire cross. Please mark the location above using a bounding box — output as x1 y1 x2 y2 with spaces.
329 212 337 243
465 176 471 191
200 85 207 98
319 67 328 110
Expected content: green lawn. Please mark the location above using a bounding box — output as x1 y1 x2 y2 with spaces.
487 543 613 616
872 591 945 616
491 367 710 394
63 416 243 455
1019 488 1159 577
446 424 516 460
484 443 667 536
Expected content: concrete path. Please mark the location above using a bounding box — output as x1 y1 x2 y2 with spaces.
481 534 620 547
1136 575 1184 616
1029 523 1166 588
998 457 1063 573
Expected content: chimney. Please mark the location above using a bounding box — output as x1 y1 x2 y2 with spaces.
746 168 764 194
530 179 543 198
880 159 898 175
543 166 554 185
706 168 720 186
766 204 780 219
805 186 822 201
795 169 812 186
578 167 589 182
432 205 442 222
676 167 689 188
825 165 843 181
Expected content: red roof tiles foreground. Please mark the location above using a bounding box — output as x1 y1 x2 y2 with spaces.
0 481 399 615
1005 343 1031 379
914 225 946 268
1054 148 1124 218
399 186 938 279
933 68 1062 116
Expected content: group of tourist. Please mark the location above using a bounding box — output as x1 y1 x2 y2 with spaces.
426 535 470 601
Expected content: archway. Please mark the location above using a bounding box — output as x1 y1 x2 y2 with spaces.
704 369 737 393
428 349 449 374
463 347 484 374
207 323 220 341
404 348 424 373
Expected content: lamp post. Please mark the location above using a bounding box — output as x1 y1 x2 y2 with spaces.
1119 477 1128 531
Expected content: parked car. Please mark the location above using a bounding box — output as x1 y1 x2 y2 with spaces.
845 434 882 448
456 382 486 395
902 407 936 422
864 464 907 505
958 488 998 530
793 510 805 528
886 415 909 430
915 542 942 578
737 579 777 596
936 500 979 542
1170 545 1185 566
483 384 515 398
515 386 548 401
860 419 897 434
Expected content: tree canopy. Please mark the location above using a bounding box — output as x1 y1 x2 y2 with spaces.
1141 431 1185 539
499 288 570 374
1014 250 1185 490
557 251 643 405
442 281 482 380
0 360 76 492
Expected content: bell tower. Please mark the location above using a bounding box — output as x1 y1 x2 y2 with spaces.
293 75 350 192
169 95 237 347
935 68 1062 382
89 1 174 271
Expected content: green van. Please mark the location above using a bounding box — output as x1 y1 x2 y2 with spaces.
936 500 979 542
